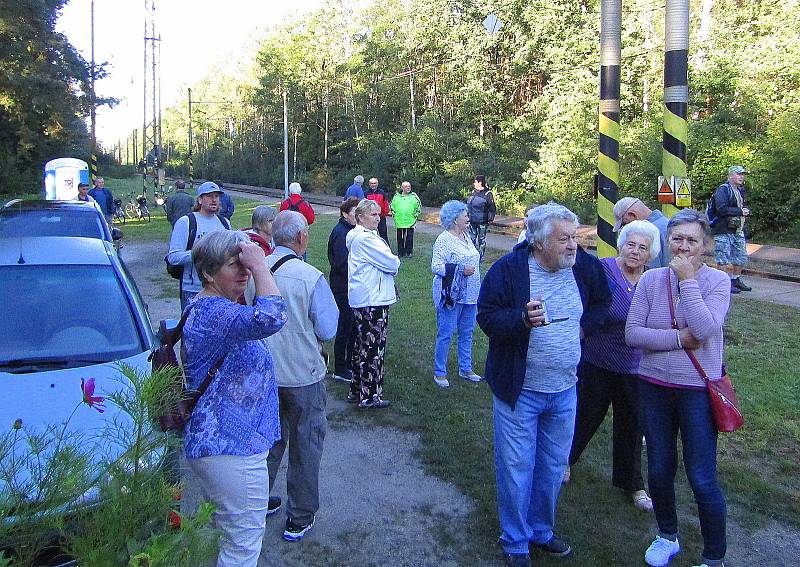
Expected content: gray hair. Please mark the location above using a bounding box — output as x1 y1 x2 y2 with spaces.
289 182 302 195
251 205 277 231
618 220 661 261
192 230 249 286
272 210 308 246
354 198 379 223
354 175 364 184
525 202 579 248
439 200 467 229
667 208 713 240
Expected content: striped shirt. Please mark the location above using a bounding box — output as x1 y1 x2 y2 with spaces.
625 265 730 389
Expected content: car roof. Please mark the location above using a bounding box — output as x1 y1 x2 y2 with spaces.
0 236 114 266
2 199 101 212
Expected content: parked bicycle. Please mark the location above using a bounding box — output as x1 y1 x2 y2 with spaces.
153 185 173 211
112 198 126 225
125 191 151 222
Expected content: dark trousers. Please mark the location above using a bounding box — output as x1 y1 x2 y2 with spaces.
569 361 644 491
350 306 389 402
377 216 390 247
267 381 328 524
639 380 727 562
332 292 354 379
396 227 415 257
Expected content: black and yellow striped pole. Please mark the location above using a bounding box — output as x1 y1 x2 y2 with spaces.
90 152 98 182
662 0 689 218
597 0 621 258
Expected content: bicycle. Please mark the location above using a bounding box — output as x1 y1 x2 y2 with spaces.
125 191 151 222
112 198 126 225
153 185 173 211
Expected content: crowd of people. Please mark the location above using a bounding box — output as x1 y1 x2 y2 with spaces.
158 167 746 567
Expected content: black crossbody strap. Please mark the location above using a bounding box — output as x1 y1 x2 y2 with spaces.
270 253 300 273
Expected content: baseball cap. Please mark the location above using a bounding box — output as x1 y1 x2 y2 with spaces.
612 197 642 232
728 165 748 175
196 181 223 196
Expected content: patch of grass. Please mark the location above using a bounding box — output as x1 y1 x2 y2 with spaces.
301 215 800 564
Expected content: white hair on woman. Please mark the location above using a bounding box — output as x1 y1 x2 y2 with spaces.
289 182 302 195
618 220 661 261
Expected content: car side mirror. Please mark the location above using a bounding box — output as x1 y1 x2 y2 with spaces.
112 227 123 241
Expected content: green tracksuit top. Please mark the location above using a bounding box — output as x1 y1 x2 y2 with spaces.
390 192 422 229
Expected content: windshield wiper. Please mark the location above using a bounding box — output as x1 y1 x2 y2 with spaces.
0 357 105 372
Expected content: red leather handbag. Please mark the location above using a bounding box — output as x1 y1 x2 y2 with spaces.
666 271 744 433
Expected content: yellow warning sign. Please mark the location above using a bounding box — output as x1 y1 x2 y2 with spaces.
657 176 675 204
675 178 692 208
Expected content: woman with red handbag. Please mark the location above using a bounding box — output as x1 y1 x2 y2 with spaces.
625 209 732 567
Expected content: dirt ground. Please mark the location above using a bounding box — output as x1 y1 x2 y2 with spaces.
123 209 799 567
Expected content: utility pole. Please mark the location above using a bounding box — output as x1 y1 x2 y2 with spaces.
596 0 621 258
90 0 98 181
661 0 690 217
283 89 289 200
188 88 193 186
142 0 161 191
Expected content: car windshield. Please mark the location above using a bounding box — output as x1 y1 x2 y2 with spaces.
0 265 145 369
0 208 106 240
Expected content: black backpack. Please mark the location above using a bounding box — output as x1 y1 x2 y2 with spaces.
166 213 231 279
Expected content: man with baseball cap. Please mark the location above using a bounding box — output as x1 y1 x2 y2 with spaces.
711 165 752 294
166 181 231 309
612 197 670 268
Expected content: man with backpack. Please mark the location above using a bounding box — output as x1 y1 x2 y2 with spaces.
166 181 231 309
280 182 315 226
710 165 752 294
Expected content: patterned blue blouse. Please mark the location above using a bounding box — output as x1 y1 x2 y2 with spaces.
183 295 288 459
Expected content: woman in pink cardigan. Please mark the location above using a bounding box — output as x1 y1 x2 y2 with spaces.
625 209 731 567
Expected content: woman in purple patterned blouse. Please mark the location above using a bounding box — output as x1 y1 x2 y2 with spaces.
567 220 660 512
626 209 731 567
183 231 287 567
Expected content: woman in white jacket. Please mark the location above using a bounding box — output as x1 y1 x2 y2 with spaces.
346 199 401 408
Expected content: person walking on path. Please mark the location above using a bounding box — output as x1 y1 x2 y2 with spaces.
165 179 195 226
167 181 231 309
365 177 390 246
344 175 366 200
626 209 731 567
89 176 114 226
477 203 610 567
263 211 339 543
613 196 670 268
216 181 236 221
328 198 360 382
346 199 400 408
567 220 660 512
711 165 752 294
466 175 496 261
390 181 422 257
280 182 316 226
431 200 482 388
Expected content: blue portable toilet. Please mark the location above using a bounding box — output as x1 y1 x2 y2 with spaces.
44 158 90 200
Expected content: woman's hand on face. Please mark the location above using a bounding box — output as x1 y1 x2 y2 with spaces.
670 254 696 281
679 328 702 349
238 241 267 271
463 265 476 276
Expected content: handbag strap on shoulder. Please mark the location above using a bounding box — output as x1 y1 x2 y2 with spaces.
665 270 709 381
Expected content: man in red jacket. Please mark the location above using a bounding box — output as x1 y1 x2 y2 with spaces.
366 177 390 246
280 182 315 226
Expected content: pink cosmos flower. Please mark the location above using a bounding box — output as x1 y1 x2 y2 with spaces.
80 378 106 413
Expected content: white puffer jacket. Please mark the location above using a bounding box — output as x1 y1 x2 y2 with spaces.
346 224 400 308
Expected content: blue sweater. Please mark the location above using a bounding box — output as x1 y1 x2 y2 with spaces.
476 244 611 408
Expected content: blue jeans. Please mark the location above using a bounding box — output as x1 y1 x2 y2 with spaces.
434 302 477 376
493 387 576 554
639 380 727 563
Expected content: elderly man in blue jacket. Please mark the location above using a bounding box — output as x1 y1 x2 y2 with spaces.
477 203 611 567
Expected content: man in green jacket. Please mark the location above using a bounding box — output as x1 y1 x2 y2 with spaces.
390 181 422 257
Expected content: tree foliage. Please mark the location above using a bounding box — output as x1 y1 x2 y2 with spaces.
154 0 800 236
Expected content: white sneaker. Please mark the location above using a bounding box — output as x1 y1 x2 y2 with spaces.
692 564 724 567
433 376 450 388
645 536 680 567
459 370 483 382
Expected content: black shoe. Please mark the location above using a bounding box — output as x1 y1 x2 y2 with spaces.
283 514 315 542
730 283 741 294
266 495 282 517
346 392 359 403
734 278 752 291
532 534 572 557
503 553 531 567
